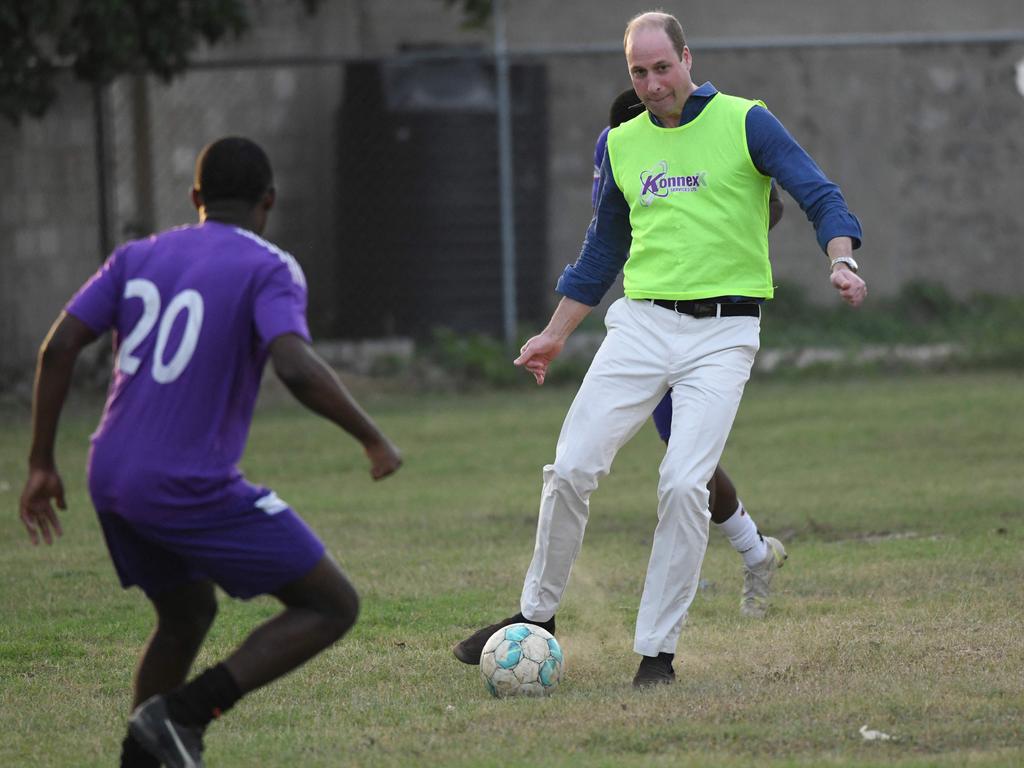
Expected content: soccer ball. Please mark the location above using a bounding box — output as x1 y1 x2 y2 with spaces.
480 622 564 697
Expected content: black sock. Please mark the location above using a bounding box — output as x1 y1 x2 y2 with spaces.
165 663 243 728
514 612 556 634
120 731 159 768
642 652 674 664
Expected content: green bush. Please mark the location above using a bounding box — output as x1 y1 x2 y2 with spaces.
416 286 1024 387
418 327 592 389
764 281 1024 354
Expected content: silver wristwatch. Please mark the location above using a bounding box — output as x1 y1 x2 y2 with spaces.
829 255 859 273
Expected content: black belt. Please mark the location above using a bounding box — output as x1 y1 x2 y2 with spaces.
649 299 761 318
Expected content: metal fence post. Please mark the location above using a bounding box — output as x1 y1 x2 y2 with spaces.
493 0 518 350
92 82 111 261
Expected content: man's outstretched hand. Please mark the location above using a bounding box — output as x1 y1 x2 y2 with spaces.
514 333 565 386
366 438 402 480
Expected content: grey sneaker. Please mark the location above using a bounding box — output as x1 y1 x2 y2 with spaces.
740 536 788 618
128 695 205 768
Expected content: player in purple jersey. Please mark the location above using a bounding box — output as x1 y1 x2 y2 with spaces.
18 137 402 768
596 89 789 620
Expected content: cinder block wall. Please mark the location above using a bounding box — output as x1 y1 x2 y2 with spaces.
3 0 1022 382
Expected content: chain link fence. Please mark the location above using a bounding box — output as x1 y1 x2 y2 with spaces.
98 52 551 343
96 34 1024 342
4 31 1024 385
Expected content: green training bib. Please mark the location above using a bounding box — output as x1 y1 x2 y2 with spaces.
607 93 774 300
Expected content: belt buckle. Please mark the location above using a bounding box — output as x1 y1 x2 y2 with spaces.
691 302 717 319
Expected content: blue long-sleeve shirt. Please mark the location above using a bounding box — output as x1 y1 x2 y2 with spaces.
560 82 863 306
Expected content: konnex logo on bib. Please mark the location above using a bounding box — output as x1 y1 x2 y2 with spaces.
639 161 708 206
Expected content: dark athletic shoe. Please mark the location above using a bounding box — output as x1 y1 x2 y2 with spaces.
453 612 555 665
129 695 205 768
632 653 676 688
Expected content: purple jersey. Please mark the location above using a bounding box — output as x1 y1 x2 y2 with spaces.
67 220 310 520
592 126 610 210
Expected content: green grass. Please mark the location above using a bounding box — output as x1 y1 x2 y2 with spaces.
1 371 1022 767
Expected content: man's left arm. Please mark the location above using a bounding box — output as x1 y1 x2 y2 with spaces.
746 106 866 307
825 236 867 307
20 313 97 544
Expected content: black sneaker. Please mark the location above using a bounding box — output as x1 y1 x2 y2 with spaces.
452 612 555 665
128 694 205 768
632 652 676 688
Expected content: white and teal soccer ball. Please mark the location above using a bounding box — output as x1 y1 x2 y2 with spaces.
480 622 564 697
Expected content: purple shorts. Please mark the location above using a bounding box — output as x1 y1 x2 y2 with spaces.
652 389 673 443
97 491 326 599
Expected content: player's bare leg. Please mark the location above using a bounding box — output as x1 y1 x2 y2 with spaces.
708 466 737 524
224 553 359 692
134 580 218 706
122 580 218 767
708 466 788 617
130 554 357 767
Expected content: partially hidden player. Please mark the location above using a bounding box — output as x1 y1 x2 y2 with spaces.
595 87 788 619
18 136 402 768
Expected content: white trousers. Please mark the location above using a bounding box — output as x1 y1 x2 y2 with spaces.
520 297 760 656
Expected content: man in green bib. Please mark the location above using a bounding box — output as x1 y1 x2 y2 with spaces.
454 10 867 687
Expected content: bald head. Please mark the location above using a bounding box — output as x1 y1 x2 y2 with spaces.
622 10 695 128
624 11 687 59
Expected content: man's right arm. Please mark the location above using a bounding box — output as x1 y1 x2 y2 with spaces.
514 296 593 386
518 152 631 386
557 149 632 306
269 334 401 480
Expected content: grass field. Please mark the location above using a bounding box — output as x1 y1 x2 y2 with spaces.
1 370 1022 767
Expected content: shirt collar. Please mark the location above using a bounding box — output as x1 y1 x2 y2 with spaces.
692 81 718 98
648 81 719 127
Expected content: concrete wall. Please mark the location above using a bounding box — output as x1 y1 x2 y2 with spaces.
515 2 1024 305
539 38 1024 306
3 0 1023 384
504 0 1024 43
0 73 101 389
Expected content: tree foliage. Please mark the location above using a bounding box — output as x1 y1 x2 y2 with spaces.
439 0 492 29
0 0 321 124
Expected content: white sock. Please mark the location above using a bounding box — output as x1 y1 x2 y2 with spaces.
715 500 767 568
